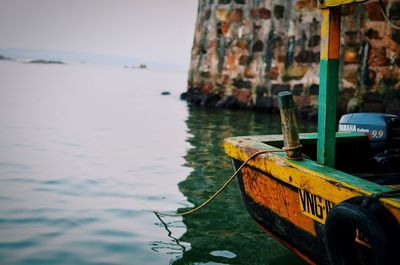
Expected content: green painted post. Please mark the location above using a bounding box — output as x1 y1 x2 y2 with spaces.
317 7 341 167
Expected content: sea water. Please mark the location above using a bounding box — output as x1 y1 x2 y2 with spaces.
0 61 316 264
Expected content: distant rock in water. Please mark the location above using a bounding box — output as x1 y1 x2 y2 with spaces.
125 64 147 69
0 54 13 61
161 91 171 95
28 59 65 65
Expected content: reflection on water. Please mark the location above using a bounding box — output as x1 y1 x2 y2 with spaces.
170 107 317 265
0 61 317 264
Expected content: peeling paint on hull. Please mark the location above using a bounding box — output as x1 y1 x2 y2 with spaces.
225 133 400 264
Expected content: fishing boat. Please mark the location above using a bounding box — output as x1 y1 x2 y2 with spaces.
224 1 400 264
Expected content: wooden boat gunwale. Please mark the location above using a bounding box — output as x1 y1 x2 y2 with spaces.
224 132 400 216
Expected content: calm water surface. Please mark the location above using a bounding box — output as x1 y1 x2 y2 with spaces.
0 61 317 264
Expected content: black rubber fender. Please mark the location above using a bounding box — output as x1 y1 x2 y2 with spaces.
323 196 399 265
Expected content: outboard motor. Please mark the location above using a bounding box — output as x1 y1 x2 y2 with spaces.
339 113 400 153
338 113 400 180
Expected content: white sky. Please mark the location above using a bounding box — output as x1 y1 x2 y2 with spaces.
0 0 198 66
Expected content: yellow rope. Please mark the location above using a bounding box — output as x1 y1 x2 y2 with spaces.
154 145 302 217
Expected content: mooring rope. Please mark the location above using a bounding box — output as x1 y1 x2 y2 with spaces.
154 145 302 217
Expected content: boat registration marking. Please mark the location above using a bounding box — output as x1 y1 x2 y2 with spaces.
298 189 335 224
298 189 370 246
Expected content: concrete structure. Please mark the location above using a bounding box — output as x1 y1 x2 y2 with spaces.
184 0 400 118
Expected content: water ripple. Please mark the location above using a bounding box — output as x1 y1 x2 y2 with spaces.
0 162 32 171
105 209 138 218
0 216 99 228
69 240 141 254
48 217 99 228
94 229 137 238
18 251 88 265
0 217 50 225
0 177 38 183
0 240 36 249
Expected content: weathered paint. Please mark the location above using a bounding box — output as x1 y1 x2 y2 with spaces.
226 133 399 265
278 92 302 159
317 59 339 166
234 163 329 264
256 224 318 265
241 166 317 235
318 0 367 9
320 9 341 60
259 225 317 265
298 188 335 224
317 7 341 167
224 134 400 222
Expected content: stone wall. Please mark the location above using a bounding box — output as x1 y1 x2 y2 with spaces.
184 0 400 118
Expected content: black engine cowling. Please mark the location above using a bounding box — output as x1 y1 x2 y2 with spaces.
338 113 400 184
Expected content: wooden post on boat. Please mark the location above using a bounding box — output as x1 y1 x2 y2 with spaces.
278 91 302 160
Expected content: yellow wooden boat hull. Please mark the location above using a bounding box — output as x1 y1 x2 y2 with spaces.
224 133 400 264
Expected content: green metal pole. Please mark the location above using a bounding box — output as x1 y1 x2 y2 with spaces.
317 7 341 167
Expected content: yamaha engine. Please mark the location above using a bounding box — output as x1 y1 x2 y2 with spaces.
338 113 400 182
